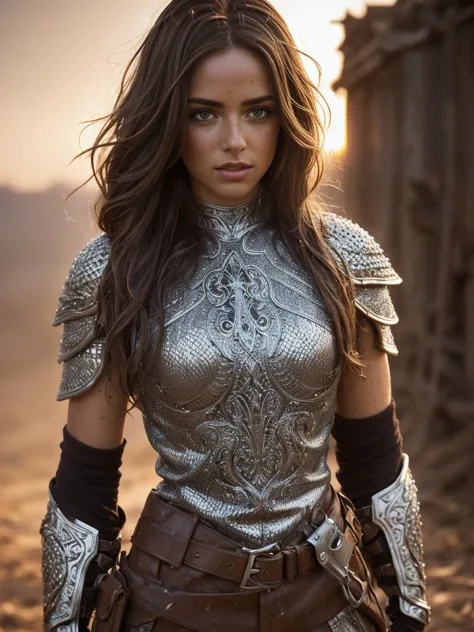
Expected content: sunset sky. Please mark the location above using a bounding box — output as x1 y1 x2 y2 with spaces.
0 0 395 192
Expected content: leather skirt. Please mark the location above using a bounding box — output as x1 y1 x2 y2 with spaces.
118 487 387 632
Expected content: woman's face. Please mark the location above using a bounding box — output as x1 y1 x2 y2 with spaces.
181 47 281 207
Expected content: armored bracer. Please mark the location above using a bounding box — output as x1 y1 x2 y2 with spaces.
324 213 402 356
40 483 122 632
356 455 431 625
53 234 110 400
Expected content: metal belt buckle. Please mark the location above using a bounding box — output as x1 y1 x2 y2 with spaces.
240 542 280 591
307 517 367 608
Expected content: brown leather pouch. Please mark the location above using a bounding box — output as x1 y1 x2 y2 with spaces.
92 567 129 632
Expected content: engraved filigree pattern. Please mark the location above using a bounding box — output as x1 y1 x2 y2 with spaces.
372 455 430 625
327 606 376 631
52 204 405 552
40 489 99 632
204 252 280 364
405 476 425 577
138 201 341 547
194 197 265 241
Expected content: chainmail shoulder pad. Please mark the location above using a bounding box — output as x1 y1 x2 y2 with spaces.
40 485 100 632
323 213 402 356
53 234 110 400
372 454 431 625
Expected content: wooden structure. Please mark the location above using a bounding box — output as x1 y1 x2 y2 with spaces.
333 0 474 481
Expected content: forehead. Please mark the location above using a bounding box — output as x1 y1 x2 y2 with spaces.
188 47 275 98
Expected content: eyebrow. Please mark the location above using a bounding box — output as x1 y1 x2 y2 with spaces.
187 95 277 107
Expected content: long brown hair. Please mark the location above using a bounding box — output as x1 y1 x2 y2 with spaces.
68 0 360 403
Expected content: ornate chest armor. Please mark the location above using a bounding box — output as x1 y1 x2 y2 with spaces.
53 201 401 548
137 202 341 547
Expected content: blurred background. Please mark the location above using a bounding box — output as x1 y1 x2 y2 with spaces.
1 0 473 630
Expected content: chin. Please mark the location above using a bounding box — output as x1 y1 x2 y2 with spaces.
210 182 259 206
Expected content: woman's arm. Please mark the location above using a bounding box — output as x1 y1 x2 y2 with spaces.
336 315 391 419
333 319 430 630
41 365 129 631
40 234 130 631
66 362 128 449
53 360 128 538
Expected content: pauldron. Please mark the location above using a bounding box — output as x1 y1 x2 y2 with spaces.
53 234 110 400
40 485 100 632
356 455 431 625
323 213 402 356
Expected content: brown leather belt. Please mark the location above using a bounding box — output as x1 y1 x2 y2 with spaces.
120 553 347 632
121 489 387 632
129 488 335 590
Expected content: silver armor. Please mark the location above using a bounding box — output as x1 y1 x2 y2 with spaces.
323 213 402 356
54 202 400 548
372 454 431 625
53 234 109 400
40 485 99 632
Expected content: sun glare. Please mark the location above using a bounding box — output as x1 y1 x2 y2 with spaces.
324 100 346 153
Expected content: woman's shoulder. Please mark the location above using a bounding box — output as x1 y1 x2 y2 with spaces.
321 211 401 287
53 233 110 326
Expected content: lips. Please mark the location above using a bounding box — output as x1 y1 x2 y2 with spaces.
216 162 252 170
214 162 253 182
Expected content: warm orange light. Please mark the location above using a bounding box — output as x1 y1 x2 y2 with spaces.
322 91 347 152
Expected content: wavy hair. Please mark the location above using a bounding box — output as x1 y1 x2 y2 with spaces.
68 0 360 403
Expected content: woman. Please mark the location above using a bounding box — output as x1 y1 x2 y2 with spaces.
40 1 430 631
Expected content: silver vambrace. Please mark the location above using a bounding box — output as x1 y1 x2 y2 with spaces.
40 486 100 632
367 454 431 625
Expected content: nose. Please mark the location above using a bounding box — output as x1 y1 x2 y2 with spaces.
222 116 247 154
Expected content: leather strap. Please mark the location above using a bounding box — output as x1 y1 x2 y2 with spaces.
120 552 348 632
120 553 260 632
130 490 335 588
123 492 387 632
132 516 318 587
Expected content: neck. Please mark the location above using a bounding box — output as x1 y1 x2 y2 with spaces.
196 188 261 213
